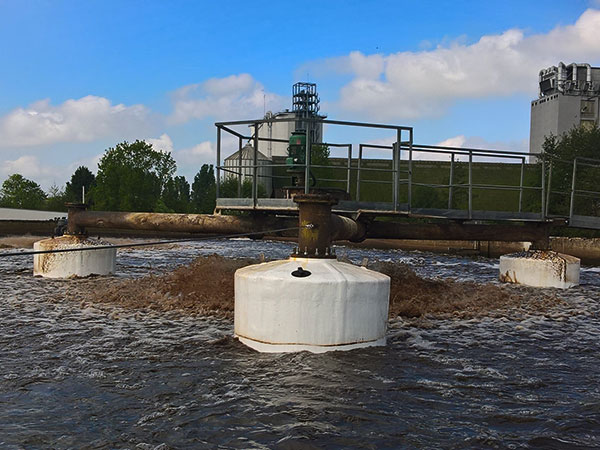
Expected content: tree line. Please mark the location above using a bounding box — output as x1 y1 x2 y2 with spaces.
0 140 218 214
1 126 598 214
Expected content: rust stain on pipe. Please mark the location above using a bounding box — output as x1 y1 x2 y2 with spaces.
70 211 298 236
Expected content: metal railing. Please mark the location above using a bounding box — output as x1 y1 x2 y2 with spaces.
544 155 600 228
214 117 600 228
215 117 412 210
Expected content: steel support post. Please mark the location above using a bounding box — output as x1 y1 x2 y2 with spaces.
518 157 524 213
448 153 455 209
253 124 258 207
346 144 352 195
570 158 578 221
468 152 473 220
392 142 398 211
392 129 402 211
304 122 311 194
408 132 413 212
216 126 221 199
545 161 553 216
238 136 243 198
541 160 546 219
356 144 363 201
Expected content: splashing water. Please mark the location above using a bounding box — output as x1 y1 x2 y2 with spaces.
1 239 599 448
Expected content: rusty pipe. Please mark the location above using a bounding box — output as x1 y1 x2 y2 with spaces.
69 210 298 236
365 221 551 249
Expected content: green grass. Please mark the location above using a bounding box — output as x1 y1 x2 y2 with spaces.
271 157 545 214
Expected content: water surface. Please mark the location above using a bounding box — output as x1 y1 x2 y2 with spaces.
1 240 599 448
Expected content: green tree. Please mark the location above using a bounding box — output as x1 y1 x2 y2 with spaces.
311 144 330 167
542 124 600 216
162 175 191 213
219 177 266 199
0 174 47 209
45 183 68 212
92 140 177 212
65 166 96 203
310 144 332 187
191 164 216 213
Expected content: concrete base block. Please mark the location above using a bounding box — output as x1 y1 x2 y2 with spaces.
33 235 116 278
499 250 580 289
234 258 390 353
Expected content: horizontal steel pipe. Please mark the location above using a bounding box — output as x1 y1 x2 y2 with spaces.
67 208 550 249
67 209 367 242
366 222 550 249
331 214 367 242
68 211 298 236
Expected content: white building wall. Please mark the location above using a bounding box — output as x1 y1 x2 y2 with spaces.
257 112 296 158
257 112 325 158
530 93 598 159
223 154 272 196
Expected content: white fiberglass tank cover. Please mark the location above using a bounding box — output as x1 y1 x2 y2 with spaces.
234 257 390 353
499 250 580 289
33 235 116 279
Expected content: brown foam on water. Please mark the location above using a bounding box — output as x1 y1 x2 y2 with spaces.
371 261 563 320
65 255 563 320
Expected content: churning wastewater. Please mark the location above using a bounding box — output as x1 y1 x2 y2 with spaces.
1 238 599 449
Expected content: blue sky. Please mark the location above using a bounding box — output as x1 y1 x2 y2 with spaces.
1 0 600 188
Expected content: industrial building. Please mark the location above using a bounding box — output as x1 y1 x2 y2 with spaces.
256 82 325 158
530 62 600 157
223 82 325 193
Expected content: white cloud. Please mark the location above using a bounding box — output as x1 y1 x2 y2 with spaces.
176 141 215 165
169 73 285 124
360 134 528 162
145 133 174 154
313 9 600 120
0 95 152 148
0 155 70 190
429 135 529 162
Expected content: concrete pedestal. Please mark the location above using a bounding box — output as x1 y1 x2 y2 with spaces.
499 250 580 289
33 235 116 278
234 258 390 353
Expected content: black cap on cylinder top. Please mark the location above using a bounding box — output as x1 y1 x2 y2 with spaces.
292 193 337 258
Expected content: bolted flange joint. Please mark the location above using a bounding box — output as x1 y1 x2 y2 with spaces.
292 194 338 259
65 202 89 236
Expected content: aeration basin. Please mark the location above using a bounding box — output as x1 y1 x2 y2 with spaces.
234 257 390 353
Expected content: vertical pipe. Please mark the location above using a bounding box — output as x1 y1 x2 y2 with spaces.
395 128 401 211
541 160 546 219
392 142 398 211
408 129 413 212
304 122 311 194
346 144 352 195
357 144 363 201
448 153 454 209
253 124 258 207
518 157 525 213
545 161 553 216
570 158 578 220
237 136 242 198
468 151 473 219
216 126 221 199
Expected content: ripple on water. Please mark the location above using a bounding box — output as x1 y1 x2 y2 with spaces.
0 238 599 448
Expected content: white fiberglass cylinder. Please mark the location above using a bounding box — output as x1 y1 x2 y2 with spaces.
33 235 116 278
499 250 580 289
234 257 390 353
